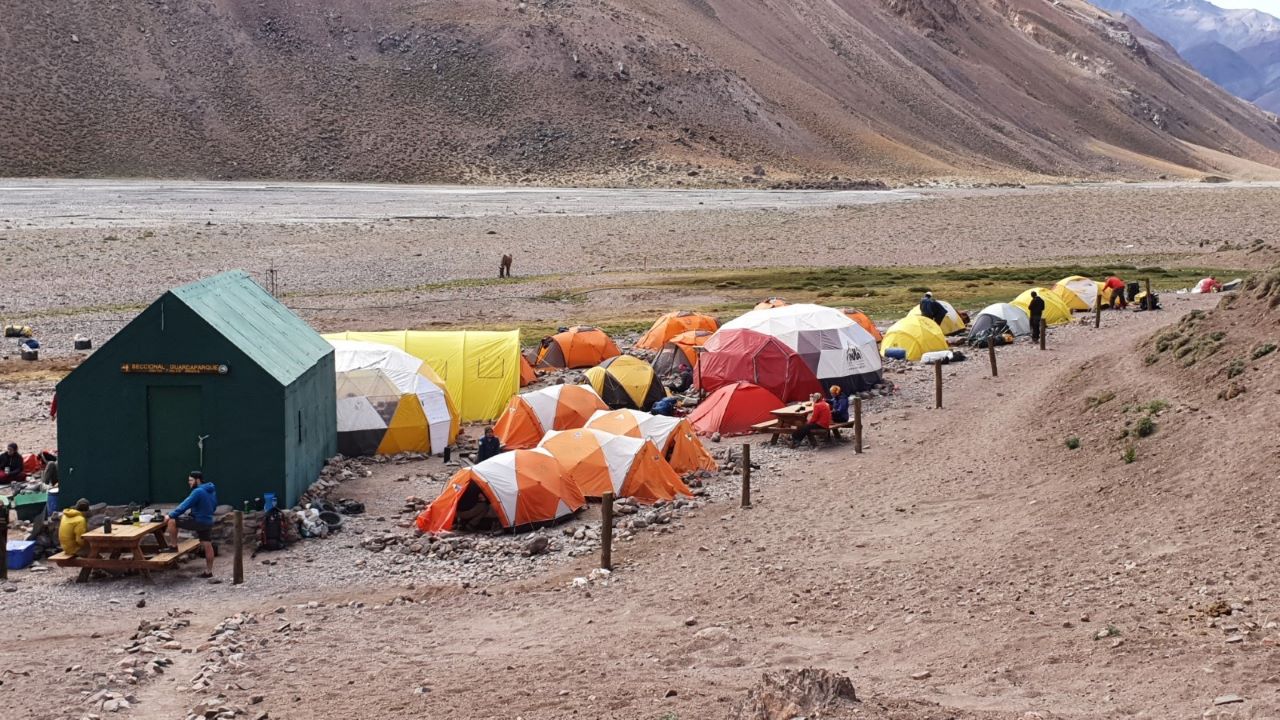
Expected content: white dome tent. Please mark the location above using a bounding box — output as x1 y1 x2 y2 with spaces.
719 303 883 392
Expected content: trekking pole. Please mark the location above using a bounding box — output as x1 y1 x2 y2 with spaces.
853 398 863 454
1039 319 1047 351
740 443 752 508
600 492 614 571
934 361 943 409
988 340 998 377
232 511 244 585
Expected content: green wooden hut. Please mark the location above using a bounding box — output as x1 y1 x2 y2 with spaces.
56 271 336 508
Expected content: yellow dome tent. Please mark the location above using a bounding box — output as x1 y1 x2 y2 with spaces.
1052 276 1097 311
324 330 521 422
1012 288 1073 327
585 355 668 411
881 315 948 361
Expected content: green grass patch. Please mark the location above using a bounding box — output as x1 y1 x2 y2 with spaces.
1123 446 1136 464
1065 436 1081 450
1252 343 1277 360
1135 415 1157 438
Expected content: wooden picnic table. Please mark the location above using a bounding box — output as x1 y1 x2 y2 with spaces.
50 520 201 582
753 402 852 446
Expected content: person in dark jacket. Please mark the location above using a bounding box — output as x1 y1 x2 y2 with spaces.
827 385 850 423
166 471 217 577
1028 291 1046 341
1 443 25 484
475 427 503 463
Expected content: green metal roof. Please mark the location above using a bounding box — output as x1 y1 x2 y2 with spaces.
170 270 331 386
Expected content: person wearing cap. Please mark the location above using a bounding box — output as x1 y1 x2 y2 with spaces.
58 498 92 556
827 385 849 424
475 427 503 463
1 442 25 484
166 471 218 578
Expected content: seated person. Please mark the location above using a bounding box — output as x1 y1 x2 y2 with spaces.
667 364 694 393
1 442 25 484
790 393 832 448
58 498 92 556
475 427 503 463
827 385 849 423
454 484 499 531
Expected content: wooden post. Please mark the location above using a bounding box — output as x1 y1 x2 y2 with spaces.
232 511 244 585
0 499 8 581
853 397 863 454
988 340 998 377
1145 278 1151 299
933 361 943 409
1094 293 1101 328
741 443 752 508
1039 319 1047 351
600 492 614 571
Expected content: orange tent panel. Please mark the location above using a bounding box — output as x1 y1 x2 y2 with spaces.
535 326 621 369
519 354 537 386
635 311 719 351
843 309 882 343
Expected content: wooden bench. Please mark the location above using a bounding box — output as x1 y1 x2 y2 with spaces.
50 536 203 581
753 418 854 447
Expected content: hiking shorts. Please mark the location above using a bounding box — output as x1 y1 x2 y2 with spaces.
176 516 214 542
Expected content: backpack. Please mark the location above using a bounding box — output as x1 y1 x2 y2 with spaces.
257 508 286 552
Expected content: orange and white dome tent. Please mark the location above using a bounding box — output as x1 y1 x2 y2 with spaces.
635 311 719 351
493 384 609 450
415 449 585 533
538 429 691 503
585 409 718 474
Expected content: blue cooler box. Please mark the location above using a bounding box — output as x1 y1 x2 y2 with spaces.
6 540 36 570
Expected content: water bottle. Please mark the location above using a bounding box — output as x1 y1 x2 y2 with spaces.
103 517 112 534
132 509 140 525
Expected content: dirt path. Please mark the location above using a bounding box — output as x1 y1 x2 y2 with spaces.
30 300 1249 720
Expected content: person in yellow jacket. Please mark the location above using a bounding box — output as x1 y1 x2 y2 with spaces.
58 498 92 556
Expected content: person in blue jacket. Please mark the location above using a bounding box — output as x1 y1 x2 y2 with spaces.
827 385 850 423
166 470 218 578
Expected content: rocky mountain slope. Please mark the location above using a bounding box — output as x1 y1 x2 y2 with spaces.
1094 0 1280 112
3 0 1280 184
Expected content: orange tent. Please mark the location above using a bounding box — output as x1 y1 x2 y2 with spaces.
539 429 691 503
519 354 537 386
635 311 719 350
687 381 783 437
535 326 620 369
415 449 584 533
653 329 712 375
842 309 883 343
754 297 789 310
585 409 718 474
493 384 609 450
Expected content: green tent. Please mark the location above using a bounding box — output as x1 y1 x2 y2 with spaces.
56 271 336 509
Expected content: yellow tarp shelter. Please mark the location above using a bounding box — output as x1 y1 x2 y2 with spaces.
324 330 521 422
